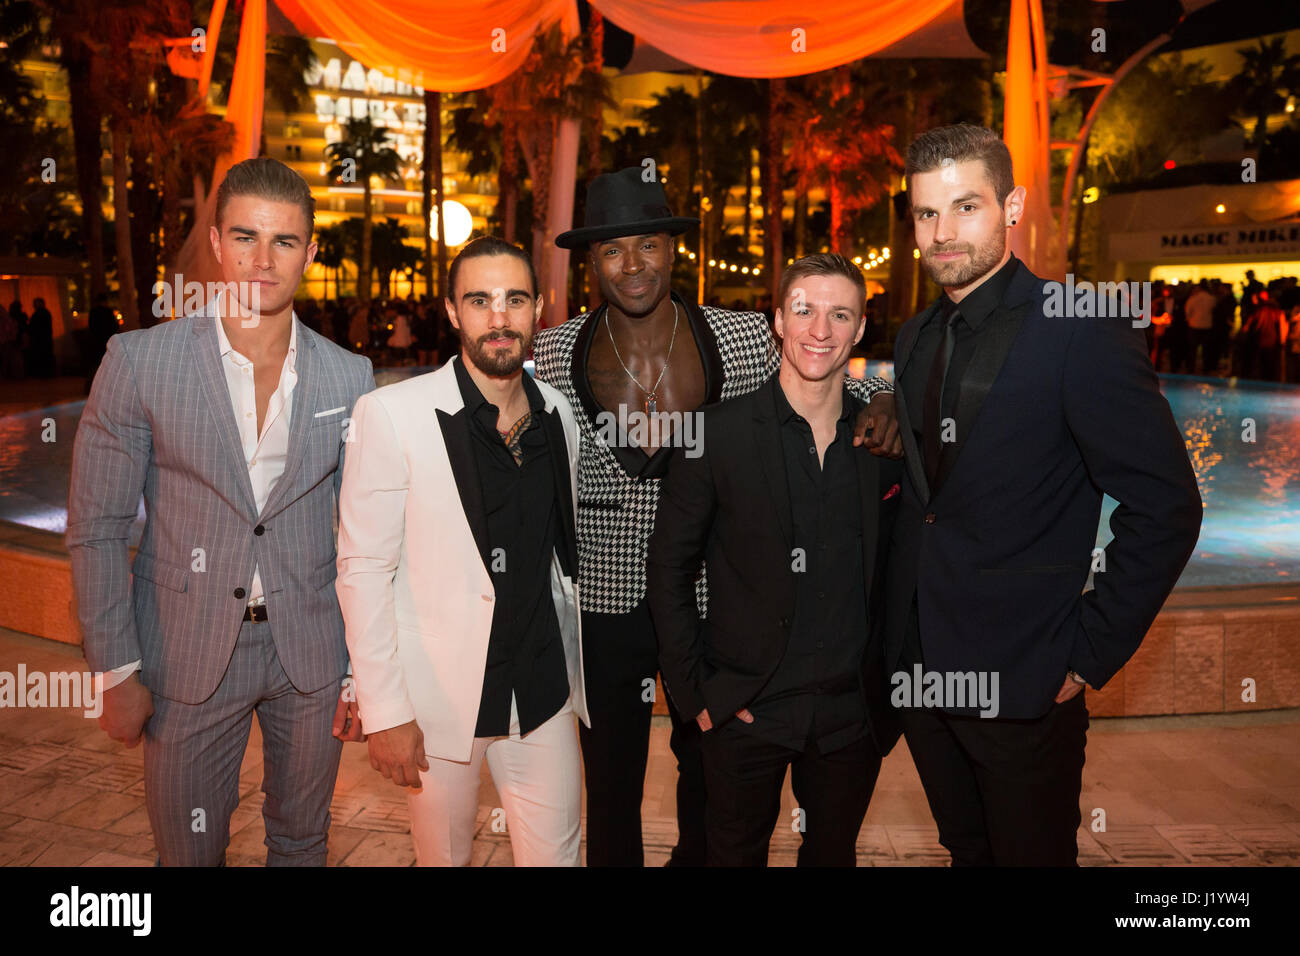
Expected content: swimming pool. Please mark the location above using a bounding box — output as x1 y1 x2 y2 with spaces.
1 366 1296 590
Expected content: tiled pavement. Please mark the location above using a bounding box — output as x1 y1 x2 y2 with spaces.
2 626 1300 866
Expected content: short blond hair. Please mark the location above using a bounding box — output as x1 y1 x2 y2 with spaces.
215 157 315 237
779 253 866 313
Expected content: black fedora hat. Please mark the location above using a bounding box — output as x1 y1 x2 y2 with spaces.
555 166 700 250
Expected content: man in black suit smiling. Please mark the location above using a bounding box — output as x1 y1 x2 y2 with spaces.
886 124 1202 866
649 254 903 867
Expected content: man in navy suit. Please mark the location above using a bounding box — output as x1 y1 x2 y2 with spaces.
884 125 1201 866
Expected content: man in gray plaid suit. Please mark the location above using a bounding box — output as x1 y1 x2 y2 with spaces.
67 158 374 866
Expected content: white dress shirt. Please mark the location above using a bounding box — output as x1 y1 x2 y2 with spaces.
214 311 298 603
99 310 298 693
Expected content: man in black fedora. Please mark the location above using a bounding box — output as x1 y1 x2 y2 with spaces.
533 166 903 866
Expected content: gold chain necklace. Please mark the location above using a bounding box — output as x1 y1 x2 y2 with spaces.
605 299 679 415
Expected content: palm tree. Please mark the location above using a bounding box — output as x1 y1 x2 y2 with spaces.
783 66 902 254
636 78 754 299
370 218 418 299
42 0 237 325
1226 38 1300 149
88 1 190 329
315 223 349 300
326 117 401 303
39 0 108 300
482 23 612 295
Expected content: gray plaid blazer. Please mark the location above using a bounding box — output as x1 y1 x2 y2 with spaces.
67 313 375 703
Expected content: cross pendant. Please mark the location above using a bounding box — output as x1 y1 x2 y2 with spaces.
645 394 657 415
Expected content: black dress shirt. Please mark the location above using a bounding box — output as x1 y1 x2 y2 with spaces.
901 253 1021 466
736 377 868 754
453 359 570 737
899 254 1019 668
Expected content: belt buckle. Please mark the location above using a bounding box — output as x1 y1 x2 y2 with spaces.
244 604 268 622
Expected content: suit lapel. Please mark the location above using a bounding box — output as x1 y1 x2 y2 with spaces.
933 298 1032 494
894 300 938 382
260 320 317 520
753 378 793 548
190 316 257 519
542 407 578 573
893 304 936 502
437 406 493 575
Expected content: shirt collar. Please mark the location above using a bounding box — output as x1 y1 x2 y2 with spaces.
772 373 854 425
453 354 545 417
211 290 298 367
936 253 1021 330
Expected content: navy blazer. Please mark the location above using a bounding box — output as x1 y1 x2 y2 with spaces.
884 258 1202 719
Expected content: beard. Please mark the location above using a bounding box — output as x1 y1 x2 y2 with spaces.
460 326 532 375
920 228 1006 288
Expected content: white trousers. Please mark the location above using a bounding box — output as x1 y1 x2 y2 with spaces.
407 698 582 866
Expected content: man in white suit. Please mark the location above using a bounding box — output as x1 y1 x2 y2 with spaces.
336 236 588 866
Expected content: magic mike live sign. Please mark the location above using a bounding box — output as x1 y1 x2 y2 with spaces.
1110 222 1300 261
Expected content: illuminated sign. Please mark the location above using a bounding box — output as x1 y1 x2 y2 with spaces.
1109 222 1300 260
304 49 428 166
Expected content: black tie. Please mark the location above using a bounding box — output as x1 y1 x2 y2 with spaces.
922 307 960 491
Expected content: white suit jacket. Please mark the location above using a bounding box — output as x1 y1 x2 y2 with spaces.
335 357 588 761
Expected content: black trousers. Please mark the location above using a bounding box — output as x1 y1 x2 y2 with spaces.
578 600 707 866
702 725 880 867
900 691 1089 866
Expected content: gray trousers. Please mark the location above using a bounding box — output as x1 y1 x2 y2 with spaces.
142 618 344 866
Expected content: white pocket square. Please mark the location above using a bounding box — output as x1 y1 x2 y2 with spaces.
313 406 347 419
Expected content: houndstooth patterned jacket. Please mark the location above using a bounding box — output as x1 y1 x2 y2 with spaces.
533 291 892 617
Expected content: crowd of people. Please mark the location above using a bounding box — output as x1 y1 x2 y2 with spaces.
294 295 460 369
1145 270 1300 383
0 297 57 379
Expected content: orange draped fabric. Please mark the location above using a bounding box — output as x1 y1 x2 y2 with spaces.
274 0 964 84
176 0 990 308
273 0 573 91
590 0 962 77
1003 0 1061 279
173 0 267 290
